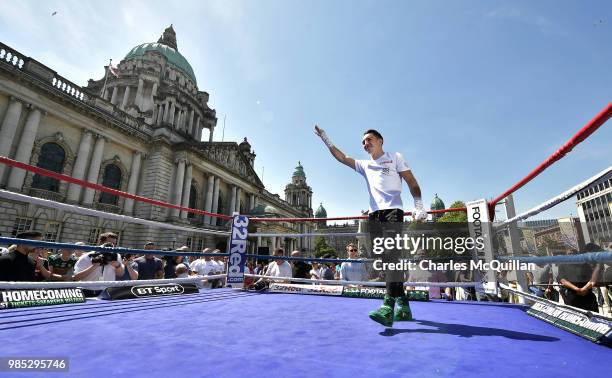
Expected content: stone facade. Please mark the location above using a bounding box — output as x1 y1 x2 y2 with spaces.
0 27 313 252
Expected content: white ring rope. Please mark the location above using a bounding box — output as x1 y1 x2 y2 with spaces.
494 166 611 230
0 274 227 289
0 189 230 237
245 274 479 287
499 283 612 324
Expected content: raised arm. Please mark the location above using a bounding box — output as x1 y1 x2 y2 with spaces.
314 125 355 170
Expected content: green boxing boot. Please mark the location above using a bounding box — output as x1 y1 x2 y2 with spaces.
394 295 413 321
368 295 395 327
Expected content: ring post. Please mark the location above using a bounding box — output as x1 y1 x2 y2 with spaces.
503 194 528 304
466 199 497 296
226 212 249 289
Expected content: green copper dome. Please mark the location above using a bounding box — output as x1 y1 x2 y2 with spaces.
248 204 280 218
315 203 327 218
431 194 445 211
125 42 197 84
293 161 306 179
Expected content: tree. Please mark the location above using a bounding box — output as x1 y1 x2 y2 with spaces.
314 236 336 258
435 201 468 223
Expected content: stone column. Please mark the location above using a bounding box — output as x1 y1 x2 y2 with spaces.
204 174 214 224
170 159 186 218
110 86 118 105
123 151 143 214
188 110 195 136
235 187 242 213
229 186 237 216
176 109 182 130
135 78 144 109
156 104 164 125
0 97 24 183
120 86 131 110
249 194 255 210
82 135 106 205
151 82 158 97
163 101 170 123
209 124 214 142
66 130 94 202
7 106 43 190
196 118 203 141
169 102 176 127
180 163 193 219
210 177 220 225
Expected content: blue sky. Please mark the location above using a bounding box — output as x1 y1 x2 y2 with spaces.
1 0 610 221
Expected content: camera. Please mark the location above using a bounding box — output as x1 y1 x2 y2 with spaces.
90 243 118 265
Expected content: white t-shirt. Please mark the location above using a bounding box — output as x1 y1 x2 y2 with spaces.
191 259 213 276
74 251 122 286
354 152 410 211
189 258 204 272
265 261 292 278
211 260 225 273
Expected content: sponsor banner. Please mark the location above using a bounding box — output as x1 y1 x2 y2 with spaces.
466 199 497 295
269 283 344 296
527 302 612 345
341 287 429 301
101 283 199 300
226 213 249 288
0 288 85 309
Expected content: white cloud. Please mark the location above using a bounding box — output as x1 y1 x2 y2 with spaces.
484 6 562 36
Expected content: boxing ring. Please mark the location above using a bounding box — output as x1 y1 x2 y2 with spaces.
1 289 610 377
0 103 611 376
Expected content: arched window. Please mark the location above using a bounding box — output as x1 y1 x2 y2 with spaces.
99 164 122 205
32 143 65 192
188 185 197 219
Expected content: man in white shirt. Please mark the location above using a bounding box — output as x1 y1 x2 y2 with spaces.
339 243 368 282
315 126 427 327
251 249 292 290
73 232 124 296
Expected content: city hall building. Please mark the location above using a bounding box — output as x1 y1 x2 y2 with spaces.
0 26 314 253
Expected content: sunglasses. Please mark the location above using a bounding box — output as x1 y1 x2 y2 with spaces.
349 249 358 252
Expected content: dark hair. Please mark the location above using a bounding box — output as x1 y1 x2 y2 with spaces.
363 129 383 141
16 230 42 239
584 243 601 252
98 232 118 243
273 248 284 255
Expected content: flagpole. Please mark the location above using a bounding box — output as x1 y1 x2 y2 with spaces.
222 114 226 142
99 59 112 98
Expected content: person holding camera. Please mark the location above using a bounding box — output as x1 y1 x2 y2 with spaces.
73 232 124 295
0 231 53 282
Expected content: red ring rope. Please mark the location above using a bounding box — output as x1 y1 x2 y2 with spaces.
488 103 611 219
0 157 467 223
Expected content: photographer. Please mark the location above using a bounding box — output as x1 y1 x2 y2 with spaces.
73 233 124 295
0 231 54 282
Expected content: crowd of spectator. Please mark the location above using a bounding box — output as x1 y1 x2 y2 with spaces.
1 232 610 315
